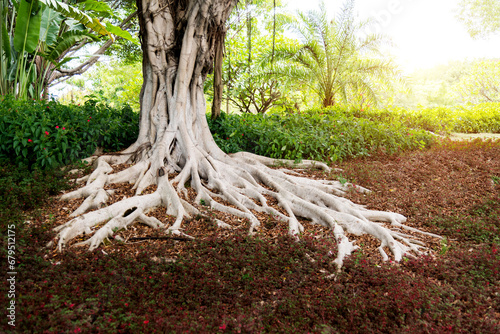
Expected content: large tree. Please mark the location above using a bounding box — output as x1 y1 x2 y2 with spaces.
52 0 438 269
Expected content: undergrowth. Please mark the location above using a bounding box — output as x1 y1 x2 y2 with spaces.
350 102 500 134
0 95 139 169
208 108 433 163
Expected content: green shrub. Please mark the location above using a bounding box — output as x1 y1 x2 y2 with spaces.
208 107 434 163
352 102 500 134
0 95 139 169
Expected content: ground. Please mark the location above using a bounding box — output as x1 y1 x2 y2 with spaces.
10 137 500 333
41 137 499 264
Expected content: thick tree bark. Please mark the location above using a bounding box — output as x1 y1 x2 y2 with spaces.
52 0 440 269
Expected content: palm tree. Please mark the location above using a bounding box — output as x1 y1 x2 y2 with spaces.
270 0 400 108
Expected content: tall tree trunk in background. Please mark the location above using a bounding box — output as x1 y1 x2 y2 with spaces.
52 0 439 270
246 0 252 66
211 32 225 120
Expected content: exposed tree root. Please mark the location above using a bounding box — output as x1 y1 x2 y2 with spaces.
53 146 440 269
49 0 441 270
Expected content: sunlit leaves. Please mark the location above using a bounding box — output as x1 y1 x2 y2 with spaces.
267 0 401 108
456 0 500 39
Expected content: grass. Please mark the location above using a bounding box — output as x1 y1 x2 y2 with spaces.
1 138 499 333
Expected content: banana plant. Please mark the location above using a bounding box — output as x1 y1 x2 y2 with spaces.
1 0 136 100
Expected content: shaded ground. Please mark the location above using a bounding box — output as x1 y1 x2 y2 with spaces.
2 138 499 333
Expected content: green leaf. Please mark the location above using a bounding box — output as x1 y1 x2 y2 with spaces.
1 17 11 64
39 6 63 45
53 56 78 69
43 30 95 62
22 148 28 157
105 22 137 44
13 0 42 53
38 0 110 37
79 0 112 14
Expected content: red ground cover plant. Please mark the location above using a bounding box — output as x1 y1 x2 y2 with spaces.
2 139 499 333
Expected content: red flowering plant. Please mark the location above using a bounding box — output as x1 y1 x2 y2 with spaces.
0 96 139 169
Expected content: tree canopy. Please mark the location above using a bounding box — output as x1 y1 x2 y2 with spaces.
456 0 500 39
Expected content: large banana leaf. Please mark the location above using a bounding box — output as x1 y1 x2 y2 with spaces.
39 6 63 45
79 0 114 17
1 22 9 63
1 0 10 64
13 0 42 53
43 30 98 62
105 22 138 44
39 0 111 38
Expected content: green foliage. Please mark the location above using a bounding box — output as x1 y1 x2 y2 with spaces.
13 0 43 54
62 61 143 111
372 59 500 109
455 59 500 104
353 103 500 134
0 0 136 100
268 0 401 108
0 95 139 169
208 33 297 114
207 107 434 163
456 0 500 39
205 0 296 114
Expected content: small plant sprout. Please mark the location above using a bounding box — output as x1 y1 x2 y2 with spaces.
337 175 348 186
440 237 451 255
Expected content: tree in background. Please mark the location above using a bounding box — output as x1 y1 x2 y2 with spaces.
207 0 296 116
214 30 298 114
52 0 435 270
0 0 136 100
456 0 500 39
387 60 499 108
455 59 500 103
269 0 401 108
60 61 143 110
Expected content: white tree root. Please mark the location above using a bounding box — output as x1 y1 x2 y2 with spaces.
53 146 440 269
50 0 440 269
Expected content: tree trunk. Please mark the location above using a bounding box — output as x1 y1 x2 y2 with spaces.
211 32 225 120
52 0 439 269
246 0 252 66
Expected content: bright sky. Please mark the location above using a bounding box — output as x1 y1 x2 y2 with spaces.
285 0 500 73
